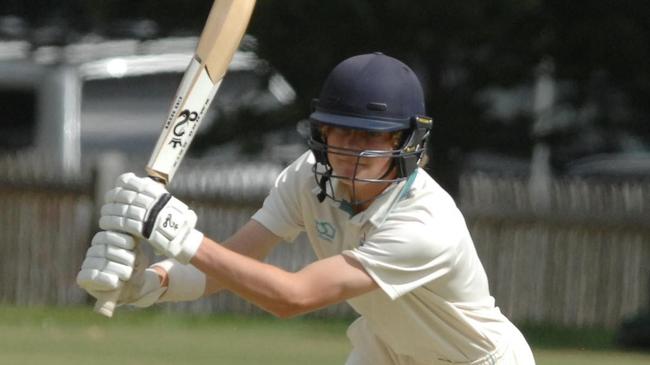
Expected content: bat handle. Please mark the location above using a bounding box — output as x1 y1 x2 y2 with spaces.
94 287 121 318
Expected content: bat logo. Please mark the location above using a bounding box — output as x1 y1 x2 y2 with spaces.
170 109 199 148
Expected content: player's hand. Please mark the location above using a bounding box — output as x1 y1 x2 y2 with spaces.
99 172 204 264
76 231 167 307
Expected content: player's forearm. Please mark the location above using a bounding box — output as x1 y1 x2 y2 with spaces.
190 237 312 318
201 220 281 296
156 242 276 298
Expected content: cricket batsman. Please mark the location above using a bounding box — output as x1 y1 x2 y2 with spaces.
77 52 536 364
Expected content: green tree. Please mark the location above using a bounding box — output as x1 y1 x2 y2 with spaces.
4 0 648 192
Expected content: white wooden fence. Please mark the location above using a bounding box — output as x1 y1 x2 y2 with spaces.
0 154 648 328
460 173 650 328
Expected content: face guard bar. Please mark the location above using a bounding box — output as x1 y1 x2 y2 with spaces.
298 118 431 206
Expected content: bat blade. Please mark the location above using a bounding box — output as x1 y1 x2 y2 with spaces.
146 0 257 184
94 0 256 317
145 58 222 183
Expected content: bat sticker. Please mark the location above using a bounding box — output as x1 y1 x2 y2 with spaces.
170 110 199 148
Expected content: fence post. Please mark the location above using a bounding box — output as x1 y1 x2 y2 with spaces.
36 65 82 178
529 58 556 213
93 152 127 225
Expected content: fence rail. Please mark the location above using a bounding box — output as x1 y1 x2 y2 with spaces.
460 173 650 328
1 154 648 328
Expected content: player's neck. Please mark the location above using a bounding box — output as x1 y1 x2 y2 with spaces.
336 164 398 213
340 179 393 214
356 184 391 213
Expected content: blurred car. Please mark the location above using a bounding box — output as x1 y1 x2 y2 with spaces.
0 35 296 176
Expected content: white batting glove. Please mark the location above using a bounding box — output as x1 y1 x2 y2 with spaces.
99 172 204 264
76 231 167 307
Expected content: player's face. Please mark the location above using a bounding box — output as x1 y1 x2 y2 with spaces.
323 126 398 185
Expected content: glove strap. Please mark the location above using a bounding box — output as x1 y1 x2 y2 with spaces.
143 193 172 238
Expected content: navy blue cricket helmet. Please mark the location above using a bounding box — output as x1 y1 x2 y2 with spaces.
299 52 433 204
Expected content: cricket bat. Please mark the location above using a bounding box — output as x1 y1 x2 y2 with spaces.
93 0 257 317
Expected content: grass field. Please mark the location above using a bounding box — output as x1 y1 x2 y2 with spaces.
1 306 649 365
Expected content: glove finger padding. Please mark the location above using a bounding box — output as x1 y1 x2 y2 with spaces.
99 174 171 238
99 173 167 236
93 230 136 250
77 233 166 307
85 245 135 267
99 172 203 264
99 210 146 238
77 231 136 293
111 173 167 203
100 191 151 238
76 268 122 292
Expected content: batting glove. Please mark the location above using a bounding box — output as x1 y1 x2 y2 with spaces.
76 231 167 307
99 172 204 264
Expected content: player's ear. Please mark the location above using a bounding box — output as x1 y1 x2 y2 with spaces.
392 131 404 149
320 125 330 140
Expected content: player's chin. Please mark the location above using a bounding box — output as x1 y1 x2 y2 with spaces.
335 172 380 186
331 162 360 177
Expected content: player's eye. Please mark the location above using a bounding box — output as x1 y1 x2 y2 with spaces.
355 130 392 142
325 126 348 137
363 131 384 138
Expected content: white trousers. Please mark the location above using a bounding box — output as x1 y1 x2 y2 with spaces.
344 318 536 365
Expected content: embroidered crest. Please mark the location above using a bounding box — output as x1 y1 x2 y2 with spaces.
315 220 336 242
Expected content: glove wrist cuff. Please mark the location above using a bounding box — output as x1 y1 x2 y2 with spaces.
154 259 206 303
176 229 204 264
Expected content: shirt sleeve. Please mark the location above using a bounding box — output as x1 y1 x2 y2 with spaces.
251 152 311 242
343 204 461 300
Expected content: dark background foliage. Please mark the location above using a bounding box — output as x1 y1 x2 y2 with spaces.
2 0 648 194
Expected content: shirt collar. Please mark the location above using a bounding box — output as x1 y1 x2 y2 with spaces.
311 170 419 227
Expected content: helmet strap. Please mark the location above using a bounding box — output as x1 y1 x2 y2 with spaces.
317 168 332 203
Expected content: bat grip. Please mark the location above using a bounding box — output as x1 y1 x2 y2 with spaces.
94 289 121 318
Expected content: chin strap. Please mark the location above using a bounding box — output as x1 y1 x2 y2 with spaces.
317 169 332 203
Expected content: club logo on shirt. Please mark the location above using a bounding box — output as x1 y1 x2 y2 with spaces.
315 220 336 242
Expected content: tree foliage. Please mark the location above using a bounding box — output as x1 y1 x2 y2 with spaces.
2 0 649 191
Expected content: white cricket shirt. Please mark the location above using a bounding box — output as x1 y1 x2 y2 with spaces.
252 151 520 363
